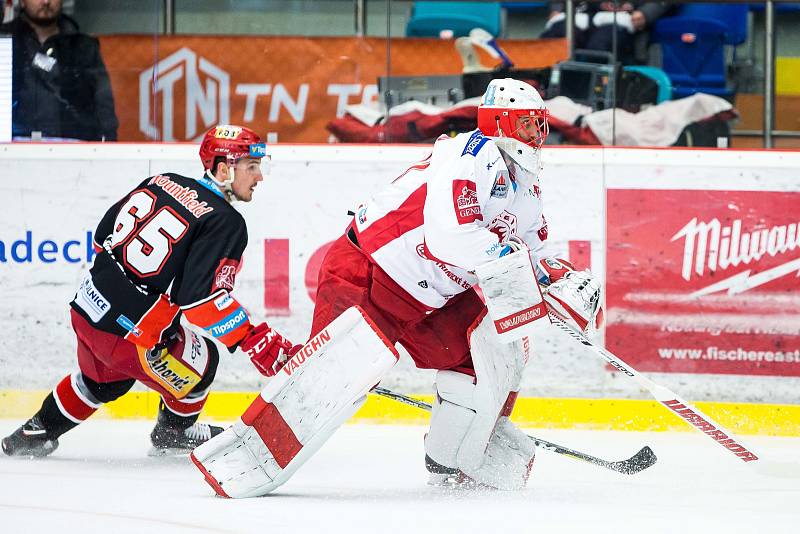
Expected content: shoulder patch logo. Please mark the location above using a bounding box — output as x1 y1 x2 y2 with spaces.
453 180 483 224
461 131 489 157
491 171 509 198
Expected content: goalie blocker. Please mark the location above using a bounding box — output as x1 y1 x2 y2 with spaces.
190 306 398 498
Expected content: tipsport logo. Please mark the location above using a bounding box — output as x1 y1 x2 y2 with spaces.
0 231 96 264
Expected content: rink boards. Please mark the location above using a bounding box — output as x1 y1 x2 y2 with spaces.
0 143 798 434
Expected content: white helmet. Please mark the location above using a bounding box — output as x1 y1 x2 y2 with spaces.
477 78 549 172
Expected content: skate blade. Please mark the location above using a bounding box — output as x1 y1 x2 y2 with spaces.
147 446 191 458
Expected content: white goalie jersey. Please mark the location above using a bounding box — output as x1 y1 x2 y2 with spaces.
352 130 549 309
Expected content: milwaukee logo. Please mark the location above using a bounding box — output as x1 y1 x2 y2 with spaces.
673 217 800 280
662 399 758 462
282 329 332 376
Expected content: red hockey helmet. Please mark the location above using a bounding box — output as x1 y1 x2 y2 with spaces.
199 125 265 171
477 78 549 172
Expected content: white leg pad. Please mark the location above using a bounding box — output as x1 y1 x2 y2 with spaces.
191 306 398 498
424 313 534 490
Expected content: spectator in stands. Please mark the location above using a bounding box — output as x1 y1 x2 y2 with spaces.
2 0 118 141
541 1 672 65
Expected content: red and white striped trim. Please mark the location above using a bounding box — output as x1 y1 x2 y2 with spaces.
161 392 209 416
52 373 102 423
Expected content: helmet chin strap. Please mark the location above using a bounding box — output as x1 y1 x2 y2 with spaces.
205 166 238 203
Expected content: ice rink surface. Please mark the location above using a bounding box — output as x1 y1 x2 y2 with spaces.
1 420 799 534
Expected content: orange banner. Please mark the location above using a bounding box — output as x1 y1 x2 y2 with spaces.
99 36 567 143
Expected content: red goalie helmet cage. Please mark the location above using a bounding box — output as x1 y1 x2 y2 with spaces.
199 125 263 171
477 79 549 150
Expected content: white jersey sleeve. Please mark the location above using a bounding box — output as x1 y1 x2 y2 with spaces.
423 133 510 271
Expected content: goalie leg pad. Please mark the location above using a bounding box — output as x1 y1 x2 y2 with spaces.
190 306 398 498
424 313 533 490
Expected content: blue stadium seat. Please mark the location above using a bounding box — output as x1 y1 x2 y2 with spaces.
678 3 748 45
652 16 733 99
405 1 502 38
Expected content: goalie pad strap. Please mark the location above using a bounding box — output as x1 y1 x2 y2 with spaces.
241 395 302 469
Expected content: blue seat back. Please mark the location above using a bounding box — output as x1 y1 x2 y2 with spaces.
678 3 748 45
652 16 732 98
406 1 502 38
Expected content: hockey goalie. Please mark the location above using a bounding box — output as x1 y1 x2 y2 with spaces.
191 78 603 496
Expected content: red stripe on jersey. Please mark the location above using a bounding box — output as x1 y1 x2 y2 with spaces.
54 375 97 422
161 394 207 416
357 184 427 254
249 402 303 469
126 294 180 348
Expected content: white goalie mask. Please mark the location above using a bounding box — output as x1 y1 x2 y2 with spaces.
477 78 549 173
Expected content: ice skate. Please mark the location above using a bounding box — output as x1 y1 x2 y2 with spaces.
148 421 224 457
1 416 60 458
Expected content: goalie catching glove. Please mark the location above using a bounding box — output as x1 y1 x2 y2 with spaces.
536 257 604 336
240 323 300 377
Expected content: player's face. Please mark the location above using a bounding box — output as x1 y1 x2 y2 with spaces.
231 157 264 202
513 112 548 148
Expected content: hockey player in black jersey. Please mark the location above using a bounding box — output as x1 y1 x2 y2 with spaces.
3 125 297 457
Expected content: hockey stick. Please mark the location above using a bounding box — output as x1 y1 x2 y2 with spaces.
548 313 760 463
371 386 657 475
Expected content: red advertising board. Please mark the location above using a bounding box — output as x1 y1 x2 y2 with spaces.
606 189 800 376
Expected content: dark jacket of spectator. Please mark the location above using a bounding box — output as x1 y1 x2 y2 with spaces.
1 13 118 140
543 1 673 65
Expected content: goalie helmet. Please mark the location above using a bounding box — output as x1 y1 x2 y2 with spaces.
477 78 549 172
198 125 267 202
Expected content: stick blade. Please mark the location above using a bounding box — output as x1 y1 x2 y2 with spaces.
611 446 658 475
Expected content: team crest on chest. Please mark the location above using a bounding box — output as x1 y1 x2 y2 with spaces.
488 210 518 242
491 171 510 198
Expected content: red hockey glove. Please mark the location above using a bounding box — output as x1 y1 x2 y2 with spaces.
240 323 300 377
535 257 576 287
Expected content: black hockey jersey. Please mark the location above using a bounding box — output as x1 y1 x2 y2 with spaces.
71 173 253 350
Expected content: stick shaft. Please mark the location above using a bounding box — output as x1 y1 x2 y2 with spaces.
549 314 760 463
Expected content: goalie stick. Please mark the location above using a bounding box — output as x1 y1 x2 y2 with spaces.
371 386 657 475
548 313 761 463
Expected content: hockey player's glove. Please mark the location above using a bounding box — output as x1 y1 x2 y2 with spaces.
536 257 604 336
241 323 300 377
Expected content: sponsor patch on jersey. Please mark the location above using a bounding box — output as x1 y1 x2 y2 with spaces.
213 292 234 311
461 131 489 157
491 171 510 198
418 280 429 289
74 274 111 323
453 180 483 224
357 207 368 225
116 315 142 338
214 125 243 139
208 307 249 339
